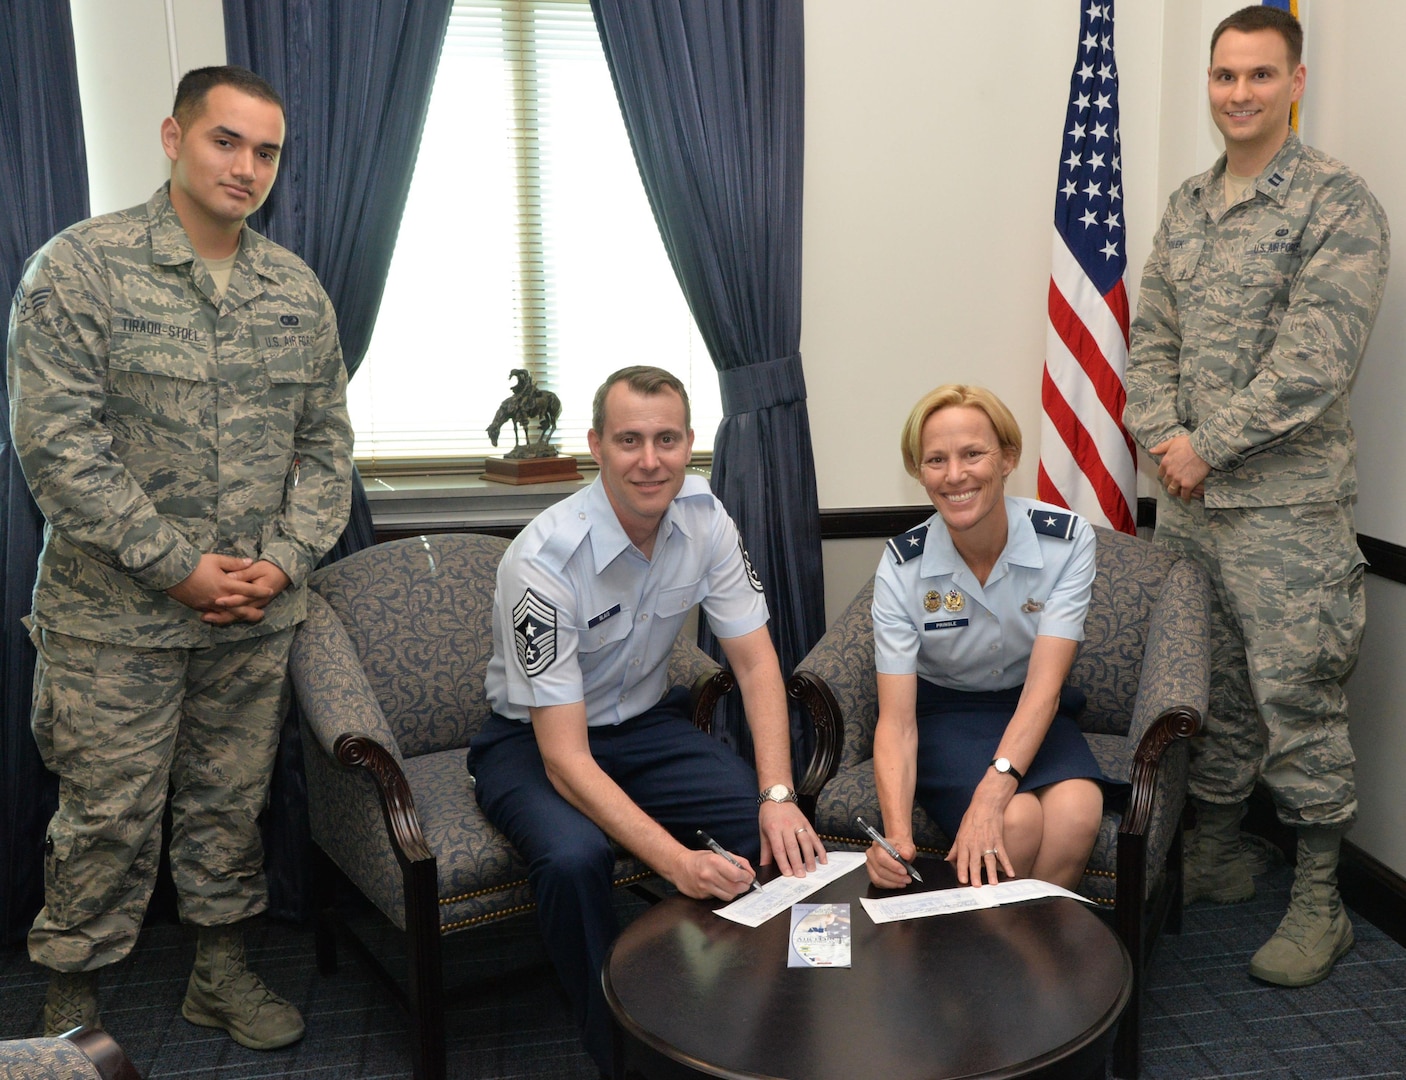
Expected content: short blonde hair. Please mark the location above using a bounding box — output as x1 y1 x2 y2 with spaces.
899 384 1023 478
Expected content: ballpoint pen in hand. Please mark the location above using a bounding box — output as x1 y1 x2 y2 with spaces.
855 815 924 883
696 830 764 893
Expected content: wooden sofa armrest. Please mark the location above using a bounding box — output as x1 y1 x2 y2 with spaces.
1120 705 1201 841
332 733 433 870
689 668 737 735
65 1027 142 1080
786 671 845 803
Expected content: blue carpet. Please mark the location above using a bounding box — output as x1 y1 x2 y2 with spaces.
3 866 1405 1078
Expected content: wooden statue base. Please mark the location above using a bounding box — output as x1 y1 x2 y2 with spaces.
483 455 584 486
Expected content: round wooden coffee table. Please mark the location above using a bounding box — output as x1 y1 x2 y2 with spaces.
604 856 1131 1080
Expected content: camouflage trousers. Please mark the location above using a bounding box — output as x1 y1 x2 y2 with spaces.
27 625 294 972
1154 497 1363 828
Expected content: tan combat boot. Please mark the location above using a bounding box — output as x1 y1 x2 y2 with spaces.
1183 798 1254 905
181 924 305 1049
1249 827 1353 987
42 969 100 1035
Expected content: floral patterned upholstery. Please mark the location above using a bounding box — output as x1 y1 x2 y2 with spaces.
787 526 1210 1079
288 532 734 1080
0 1028 140 1080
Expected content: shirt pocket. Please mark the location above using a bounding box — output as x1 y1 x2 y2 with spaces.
656 579 708 618
1239 235 1300 337
106 324 214 449
577 605 634 654
1167 238 1205 281
254 322 317 449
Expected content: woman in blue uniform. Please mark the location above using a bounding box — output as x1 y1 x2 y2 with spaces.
866 385 1106 891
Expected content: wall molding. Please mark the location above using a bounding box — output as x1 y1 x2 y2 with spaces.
818 501 1406 587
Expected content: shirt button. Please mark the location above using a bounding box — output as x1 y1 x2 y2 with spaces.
632 658 640 667
639 613 648 622
989 643 1000 652
990 669 1000 677
579 513 586 520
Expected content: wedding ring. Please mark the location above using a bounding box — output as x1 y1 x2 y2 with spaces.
982 848 998 855
795 827 808 837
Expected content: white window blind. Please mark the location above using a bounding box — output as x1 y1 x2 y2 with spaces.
348 0 720 468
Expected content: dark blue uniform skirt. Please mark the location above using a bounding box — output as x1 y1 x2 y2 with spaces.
913 678 1114 839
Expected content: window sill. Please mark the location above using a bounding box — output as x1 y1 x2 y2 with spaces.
365 470 596 534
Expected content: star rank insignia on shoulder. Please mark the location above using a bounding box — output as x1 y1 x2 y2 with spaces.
1027 507 1078 540
886 523 928 565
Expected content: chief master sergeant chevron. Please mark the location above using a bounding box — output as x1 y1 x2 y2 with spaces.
1123 5 1388 988
469 365 825 1073
6 66 352 1045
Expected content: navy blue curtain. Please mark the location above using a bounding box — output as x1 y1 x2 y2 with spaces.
590 0 823 761
224 0 453 917
0 2 90 943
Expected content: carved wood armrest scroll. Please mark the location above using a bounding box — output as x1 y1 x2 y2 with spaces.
333 733 433 869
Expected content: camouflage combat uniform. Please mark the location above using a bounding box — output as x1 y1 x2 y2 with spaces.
7 184 353 970
1124 132 1389 828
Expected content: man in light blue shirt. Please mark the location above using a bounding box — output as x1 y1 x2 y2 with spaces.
471 365 823 1073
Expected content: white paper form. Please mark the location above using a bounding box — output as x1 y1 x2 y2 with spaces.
860 878 1092 924
714 851 868 927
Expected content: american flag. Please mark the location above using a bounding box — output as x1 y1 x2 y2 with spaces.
1038 0 1137 535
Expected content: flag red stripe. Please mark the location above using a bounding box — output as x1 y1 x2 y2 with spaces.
1041 364 1136 533
1048 278 1129 438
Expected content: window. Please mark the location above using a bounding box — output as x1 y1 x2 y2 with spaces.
348 0 721 469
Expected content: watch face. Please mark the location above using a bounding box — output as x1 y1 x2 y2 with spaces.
765 784 789 800
994 758 1011 773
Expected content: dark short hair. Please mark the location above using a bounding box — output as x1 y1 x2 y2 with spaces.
591 366 691 435
172 66 284 128
1210 5 1303 67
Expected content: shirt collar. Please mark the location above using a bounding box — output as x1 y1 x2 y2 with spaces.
1195 130 1304 211
584 474 709 574
918 498 1045 582
146 182 278 287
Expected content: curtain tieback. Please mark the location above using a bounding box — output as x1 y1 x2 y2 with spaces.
718 353 806 417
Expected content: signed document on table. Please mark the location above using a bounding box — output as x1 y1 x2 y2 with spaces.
714 851 867 927
861 878 1092 924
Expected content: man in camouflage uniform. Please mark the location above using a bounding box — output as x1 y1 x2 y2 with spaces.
6 66 352 1045
1124 6 1388 987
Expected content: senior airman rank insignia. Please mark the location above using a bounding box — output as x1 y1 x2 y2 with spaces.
943 589 964 613
513 588 557 677
886 523 928 565
923 590 942 612
1027 507 1078 540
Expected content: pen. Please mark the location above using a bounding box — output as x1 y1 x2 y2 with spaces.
695 830 763 893
856 815 924 883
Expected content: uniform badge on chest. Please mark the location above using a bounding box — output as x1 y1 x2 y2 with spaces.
943 589 964 613
923 590 942 612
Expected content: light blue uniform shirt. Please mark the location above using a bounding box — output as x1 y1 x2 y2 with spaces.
872 497 1095 692
486 474 769 725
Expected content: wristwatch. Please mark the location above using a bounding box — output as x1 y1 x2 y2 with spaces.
989 757 1024 783
758 784 799 806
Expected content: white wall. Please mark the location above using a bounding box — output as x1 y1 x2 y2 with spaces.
71 0 226 215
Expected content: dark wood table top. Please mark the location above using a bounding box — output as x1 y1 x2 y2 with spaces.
604 856 1132 1080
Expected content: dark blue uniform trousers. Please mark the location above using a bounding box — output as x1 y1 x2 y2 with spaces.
468 688 760 1072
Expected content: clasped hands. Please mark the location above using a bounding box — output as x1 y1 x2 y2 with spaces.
1150 435 1209 502
167 552 291 625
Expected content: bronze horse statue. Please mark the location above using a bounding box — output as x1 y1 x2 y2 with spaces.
487 369 562 459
